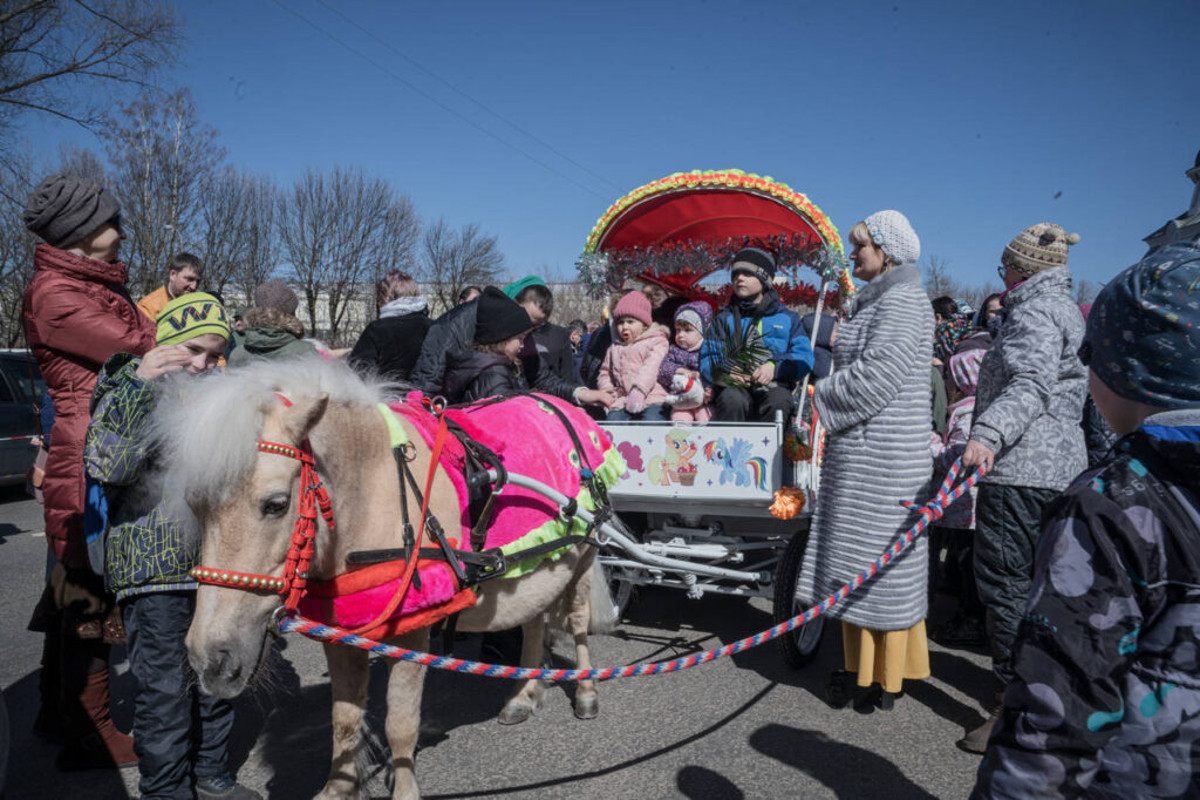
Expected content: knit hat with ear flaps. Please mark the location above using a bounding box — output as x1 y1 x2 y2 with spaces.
730 247 777 288
864 210 920 265
673 301 713 336
474 286 533 344
23 174 120 249
1002 223 1080 277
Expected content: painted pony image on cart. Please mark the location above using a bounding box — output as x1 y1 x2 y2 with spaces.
577 169 853 667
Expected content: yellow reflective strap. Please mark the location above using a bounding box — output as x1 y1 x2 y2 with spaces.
376 403 409 448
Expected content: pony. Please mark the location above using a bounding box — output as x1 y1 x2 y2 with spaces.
703 437 767 490
647 428 698 486
165 357 615 800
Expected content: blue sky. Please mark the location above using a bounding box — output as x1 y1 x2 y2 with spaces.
24 0 1200 292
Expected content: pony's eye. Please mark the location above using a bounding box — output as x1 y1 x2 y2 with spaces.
261 494 291 518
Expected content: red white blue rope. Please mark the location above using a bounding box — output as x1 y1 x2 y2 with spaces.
277 460 986 682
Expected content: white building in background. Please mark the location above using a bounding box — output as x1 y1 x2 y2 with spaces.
1144 148 1200 255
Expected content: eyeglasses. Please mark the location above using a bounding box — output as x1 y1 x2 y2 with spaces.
110 214 123 232
996 265 1006 280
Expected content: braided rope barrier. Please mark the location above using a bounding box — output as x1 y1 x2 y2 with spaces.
277 459 986 682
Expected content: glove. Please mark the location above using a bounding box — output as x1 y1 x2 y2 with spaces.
625 388 647 414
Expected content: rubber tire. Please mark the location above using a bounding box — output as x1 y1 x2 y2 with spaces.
773 527 825 668
602 513 644 620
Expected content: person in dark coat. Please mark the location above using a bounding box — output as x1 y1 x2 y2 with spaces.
504 276 575 384
410 282 612 408
349 270 431 382
442 287 533 402
22 173 155 769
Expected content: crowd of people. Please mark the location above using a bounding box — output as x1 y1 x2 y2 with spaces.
14 171 1200 798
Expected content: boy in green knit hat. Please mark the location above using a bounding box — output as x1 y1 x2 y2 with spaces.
85 293 260 800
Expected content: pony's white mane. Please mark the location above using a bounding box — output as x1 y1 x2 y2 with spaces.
150 355 393 514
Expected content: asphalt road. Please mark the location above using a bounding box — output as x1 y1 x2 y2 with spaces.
0 489 994 799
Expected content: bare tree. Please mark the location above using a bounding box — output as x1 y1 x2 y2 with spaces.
419 218 505 314
230 173 279 308
102 88 225 296
0 0 179 136
923 255 955 299
546 281 605 326
276 165 419 345
0 146 37 345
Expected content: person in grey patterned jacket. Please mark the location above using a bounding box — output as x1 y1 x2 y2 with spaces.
974 242 1200 798
798 210 934 712
958 223 1088 752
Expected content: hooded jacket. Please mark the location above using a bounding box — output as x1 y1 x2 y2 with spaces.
971 268 1087 490
597 324 670 410
409 299 578 403
21 244 157 567
973 409 1200 798
227 307 316 367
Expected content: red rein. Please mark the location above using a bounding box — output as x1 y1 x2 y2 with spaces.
189 439 335 613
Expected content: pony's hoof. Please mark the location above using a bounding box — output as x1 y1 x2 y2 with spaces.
497 702 535 725
573 694 599 720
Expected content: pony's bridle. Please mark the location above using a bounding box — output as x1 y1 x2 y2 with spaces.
189 437 335 615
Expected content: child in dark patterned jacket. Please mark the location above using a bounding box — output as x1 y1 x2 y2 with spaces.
656 300 714 422
85 293 260 800
973 242 1200 799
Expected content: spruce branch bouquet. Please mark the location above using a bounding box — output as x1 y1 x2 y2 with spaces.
709 310 774 389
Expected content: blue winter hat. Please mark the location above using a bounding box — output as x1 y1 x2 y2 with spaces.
1084 242 1200 410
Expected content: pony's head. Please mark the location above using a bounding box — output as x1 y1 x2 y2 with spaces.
703 438 727 465
154 356 387 698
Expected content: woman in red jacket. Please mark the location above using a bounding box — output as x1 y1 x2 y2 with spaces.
22 174 156 769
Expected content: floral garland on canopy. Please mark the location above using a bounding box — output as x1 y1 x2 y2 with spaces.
576 170 856 308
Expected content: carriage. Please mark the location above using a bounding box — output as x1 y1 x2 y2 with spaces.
576 169 855 667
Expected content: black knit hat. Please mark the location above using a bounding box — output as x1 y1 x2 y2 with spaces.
730 247 776 287
474 286 532 345
24 174 120 248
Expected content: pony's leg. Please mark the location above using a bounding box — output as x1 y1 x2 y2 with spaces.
384 629 429 800
568 567 600 720
316 644 369 800
496 616 546 725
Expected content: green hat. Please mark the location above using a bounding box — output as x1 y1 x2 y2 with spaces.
502 274 546 300
156 292 231 345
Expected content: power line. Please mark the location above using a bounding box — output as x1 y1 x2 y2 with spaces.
313 0 624 195
267 0 612 203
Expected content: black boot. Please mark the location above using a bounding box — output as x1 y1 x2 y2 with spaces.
824 670 857 709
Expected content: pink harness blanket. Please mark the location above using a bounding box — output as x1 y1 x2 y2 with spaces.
298 392 626 638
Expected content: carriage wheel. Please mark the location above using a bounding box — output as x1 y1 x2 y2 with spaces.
772 526 824 668
606 566 636 620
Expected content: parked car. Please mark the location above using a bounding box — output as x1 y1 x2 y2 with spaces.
0 349 43 487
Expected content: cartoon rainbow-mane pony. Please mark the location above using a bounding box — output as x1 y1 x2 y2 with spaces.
703 437 768 491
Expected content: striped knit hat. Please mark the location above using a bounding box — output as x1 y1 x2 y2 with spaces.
156 293 231 345
1002 223 1080 277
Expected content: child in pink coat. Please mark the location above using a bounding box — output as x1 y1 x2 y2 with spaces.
598 291 669 421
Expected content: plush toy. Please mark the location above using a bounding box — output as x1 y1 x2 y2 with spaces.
663 372 704 410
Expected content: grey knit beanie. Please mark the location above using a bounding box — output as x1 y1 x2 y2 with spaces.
254 279 299 315
23 174 120 249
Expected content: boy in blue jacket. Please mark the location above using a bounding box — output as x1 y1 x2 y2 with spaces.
700 247 814 421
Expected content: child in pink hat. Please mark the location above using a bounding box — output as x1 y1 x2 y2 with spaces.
597 291 670 421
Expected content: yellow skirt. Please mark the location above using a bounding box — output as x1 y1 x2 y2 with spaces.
842 620 930 694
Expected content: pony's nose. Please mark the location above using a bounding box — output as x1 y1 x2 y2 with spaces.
207 647 242 685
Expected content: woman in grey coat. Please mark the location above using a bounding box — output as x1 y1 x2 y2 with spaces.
797 210 934 711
